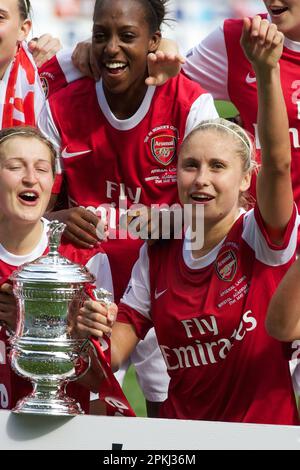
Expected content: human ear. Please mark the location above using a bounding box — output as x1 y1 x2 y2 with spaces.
240 171 251 193
17 19 32 43
148 31 162 53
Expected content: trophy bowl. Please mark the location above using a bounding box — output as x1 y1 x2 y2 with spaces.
9 221 96 416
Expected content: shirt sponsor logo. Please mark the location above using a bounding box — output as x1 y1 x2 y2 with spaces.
246 72 256 84
61 147 92 159
215 249 238 282
151 134 177 166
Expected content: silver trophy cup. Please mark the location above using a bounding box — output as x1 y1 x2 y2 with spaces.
9 220 102 416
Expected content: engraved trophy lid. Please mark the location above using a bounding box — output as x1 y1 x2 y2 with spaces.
10 220 95 284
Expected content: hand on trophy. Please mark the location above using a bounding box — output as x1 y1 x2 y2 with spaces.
47 207 105 249
75 300 117 339
0 283 17 331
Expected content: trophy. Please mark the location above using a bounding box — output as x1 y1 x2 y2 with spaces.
9 220 100 416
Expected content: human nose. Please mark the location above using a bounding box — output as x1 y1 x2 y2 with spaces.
194 166 210 187
22 167 38 185
105 35 120 55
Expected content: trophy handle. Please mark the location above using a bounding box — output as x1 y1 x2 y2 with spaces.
73 338 92 380
91 288 113 306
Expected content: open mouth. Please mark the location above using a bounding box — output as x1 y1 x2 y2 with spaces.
104 61 128 75
191 194 214 203
18 191 39 203
269 6 289 16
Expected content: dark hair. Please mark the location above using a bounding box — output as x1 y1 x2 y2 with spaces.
0 126 56 175
18 0 31 20
93 0 168 33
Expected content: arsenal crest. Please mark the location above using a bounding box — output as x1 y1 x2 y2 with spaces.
215 250 238 282
40 76 49 99
151 134 177 166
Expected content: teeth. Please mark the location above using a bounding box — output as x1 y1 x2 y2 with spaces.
19 192 38 200
270 6 288 13
106 62 126 69
193 194 211 199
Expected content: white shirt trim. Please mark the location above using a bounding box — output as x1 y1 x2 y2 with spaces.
55 48 83 84
96 79 156 131
0 218 49 266
242 209 298 266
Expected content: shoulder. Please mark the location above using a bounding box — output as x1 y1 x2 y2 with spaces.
48 77 95 107
223 13 267 38
158 73 211 106
59 240 106 266
160 72 207 95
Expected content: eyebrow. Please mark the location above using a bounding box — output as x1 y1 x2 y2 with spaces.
4 157 51 164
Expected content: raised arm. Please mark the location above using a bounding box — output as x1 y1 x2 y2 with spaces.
28 34 62 68
266 258 300 341
241 16 293 243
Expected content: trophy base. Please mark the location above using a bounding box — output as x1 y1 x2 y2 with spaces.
12 394 84 417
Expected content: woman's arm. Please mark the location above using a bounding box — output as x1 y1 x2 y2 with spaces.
241 16 293 243
28 35 62 67
266 258 300 341
76 305 146 373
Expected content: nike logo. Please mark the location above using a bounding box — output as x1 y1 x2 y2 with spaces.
245 72 256 84
61 147 92 159
154 288 168 300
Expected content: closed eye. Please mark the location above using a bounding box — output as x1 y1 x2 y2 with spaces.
210 160 226 170
182 158 198 169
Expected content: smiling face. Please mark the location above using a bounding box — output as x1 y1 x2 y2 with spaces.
0 0 31 78
177 129 251 230
0 136 54 226
92 0 161 96
263 1 300 41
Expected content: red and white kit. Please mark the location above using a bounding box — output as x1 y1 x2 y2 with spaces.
118 206 299 424
38 73 218 301
38 72 217 402
183 14 300 222
0 219 112 413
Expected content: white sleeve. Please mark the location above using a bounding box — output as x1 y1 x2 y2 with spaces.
120 244 151 322
184 92 219 139
182 25 230 101
38 101 62 174
242 208 299 266
55 48 84 84
85 252 114 301
120 246 169 401
131 329 169 402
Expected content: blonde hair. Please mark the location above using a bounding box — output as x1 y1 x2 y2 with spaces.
0 126 56 175
181 118 257 209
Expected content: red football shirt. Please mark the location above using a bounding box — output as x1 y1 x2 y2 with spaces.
118 207 299 424
39 74 218 301
183 14 300 240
